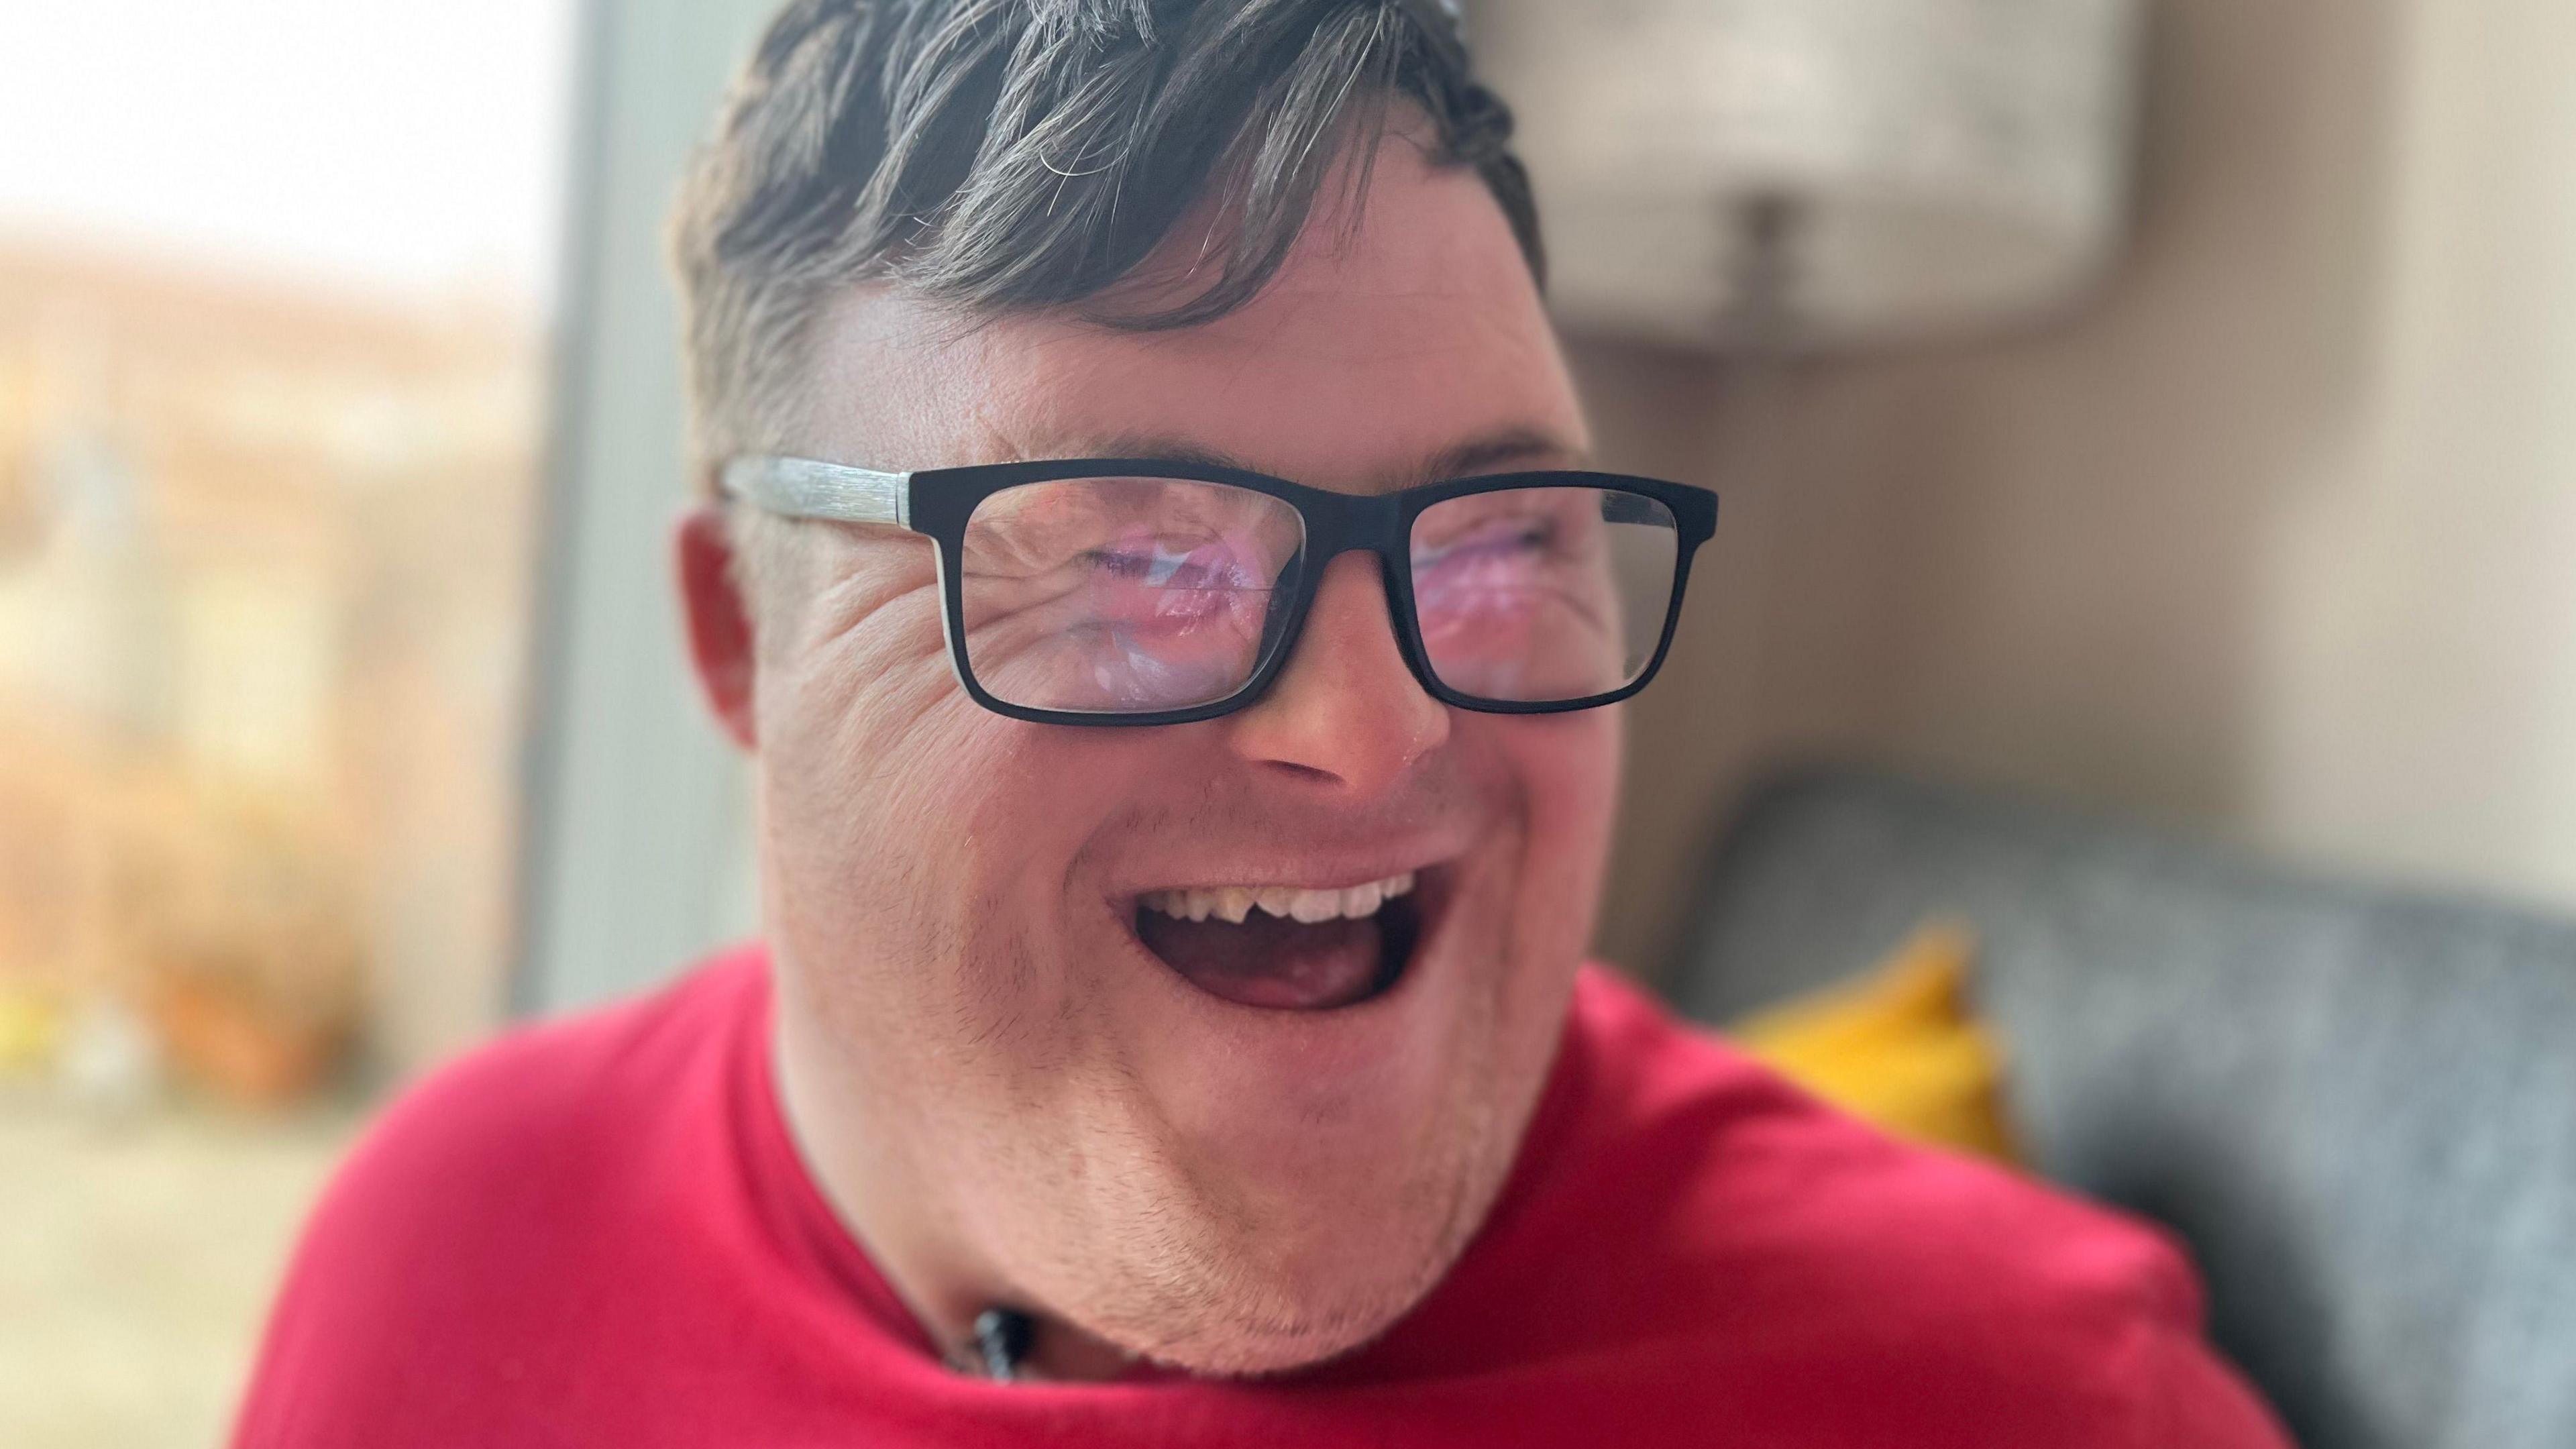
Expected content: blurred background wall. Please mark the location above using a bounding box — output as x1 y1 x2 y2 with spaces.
1508 0 2576 979
516 0 771 1015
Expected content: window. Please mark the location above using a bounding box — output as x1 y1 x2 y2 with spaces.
0 3 572 1442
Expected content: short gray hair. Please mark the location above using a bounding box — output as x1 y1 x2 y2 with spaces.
667 0 1543 477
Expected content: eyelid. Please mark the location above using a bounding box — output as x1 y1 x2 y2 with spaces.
1414 506 1556 553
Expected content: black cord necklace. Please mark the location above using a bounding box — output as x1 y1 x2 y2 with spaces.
971 1307 1035 1382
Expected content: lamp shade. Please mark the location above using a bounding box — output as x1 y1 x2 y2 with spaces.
1484 0 2145 349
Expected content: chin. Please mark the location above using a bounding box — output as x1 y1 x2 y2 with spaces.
1088 1201 1479 1379
1026 1104 1499 1378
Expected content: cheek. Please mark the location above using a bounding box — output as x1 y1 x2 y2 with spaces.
766 695 1096 944
759 597 969 896
1489 710 1622 949
761 706 1128 1108
755 594 1159 1020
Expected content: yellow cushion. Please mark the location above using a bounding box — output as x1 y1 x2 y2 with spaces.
1729 922 2023 1164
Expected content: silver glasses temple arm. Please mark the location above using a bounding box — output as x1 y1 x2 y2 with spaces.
719 456 912 529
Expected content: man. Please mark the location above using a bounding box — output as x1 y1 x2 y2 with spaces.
237 1 2291 1444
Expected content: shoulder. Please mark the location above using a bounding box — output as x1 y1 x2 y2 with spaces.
232 946 771 1445
1542 967 2288 1443
324 945 765 1218
1561 965 2195 1296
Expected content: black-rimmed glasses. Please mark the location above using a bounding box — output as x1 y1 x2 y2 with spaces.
720 455 1718 727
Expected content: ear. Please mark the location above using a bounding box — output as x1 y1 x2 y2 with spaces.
676 504 759 751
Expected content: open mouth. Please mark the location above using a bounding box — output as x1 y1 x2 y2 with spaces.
1131 869 1437 1012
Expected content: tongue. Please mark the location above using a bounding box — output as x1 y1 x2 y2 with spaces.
1135 910 1386 1010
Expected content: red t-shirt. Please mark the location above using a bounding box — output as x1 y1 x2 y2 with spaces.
235 947 2288 1446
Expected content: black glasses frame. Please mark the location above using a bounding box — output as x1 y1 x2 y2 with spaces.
720 454 1719 727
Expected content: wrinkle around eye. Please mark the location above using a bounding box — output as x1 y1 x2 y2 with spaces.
790 578 970 787
787 524 934 629
794 559 950 706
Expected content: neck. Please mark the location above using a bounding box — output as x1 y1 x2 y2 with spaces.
769 1003 1138 1383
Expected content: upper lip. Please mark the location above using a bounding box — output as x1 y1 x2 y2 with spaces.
1114 845 1464 902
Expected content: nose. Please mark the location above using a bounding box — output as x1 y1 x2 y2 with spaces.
1224 551 1450 795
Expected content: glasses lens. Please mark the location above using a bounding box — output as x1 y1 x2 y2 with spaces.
1409 486 1679 704
957 477 1305 714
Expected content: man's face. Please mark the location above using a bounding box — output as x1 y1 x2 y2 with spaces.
744 141 1615 1375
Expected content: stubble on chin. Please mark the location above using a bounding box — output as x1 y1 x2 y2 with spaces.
1044 1131 1494 1378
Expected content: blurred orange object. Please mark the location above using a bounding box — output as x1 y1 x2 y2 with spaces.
148 971 347 1108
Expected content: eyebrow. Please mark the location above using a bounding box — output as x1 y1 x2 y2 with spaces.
1065 426 1593 489
1419 428 1591 482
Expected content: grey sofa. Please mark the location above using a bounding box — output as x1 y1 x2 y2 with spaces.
1666 767 2576 1449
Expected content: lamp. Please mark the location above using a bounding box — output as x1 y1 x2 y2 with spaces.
1482 0 2147 350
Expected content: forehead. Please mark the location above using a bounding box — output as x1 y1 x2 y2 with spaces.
796 142 1586 490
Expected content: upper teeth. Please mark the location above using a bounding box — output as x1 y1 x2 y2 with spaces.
1142 873 1415 925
